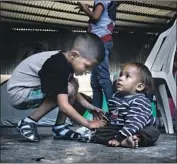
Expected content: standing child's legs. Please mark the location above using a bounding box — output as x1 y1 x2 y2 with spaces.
91 41 113 108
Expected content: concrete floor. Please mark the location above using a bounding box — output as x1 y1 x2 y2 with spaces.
1 126 176 163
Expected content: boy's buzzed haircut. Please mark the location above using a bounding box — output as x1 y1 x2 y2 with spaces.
71 32 105 63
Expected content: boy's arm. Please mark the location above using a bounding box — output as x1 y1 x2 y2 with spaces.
76 93 102 113
77 2 104 23
115 98 152 143
57 94 106 129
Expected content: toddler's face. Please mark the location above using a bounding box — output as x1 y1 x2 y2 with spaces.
116 65 141 95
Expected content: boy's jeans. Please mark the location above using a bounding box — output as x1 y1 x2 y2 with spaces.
91 41 113 108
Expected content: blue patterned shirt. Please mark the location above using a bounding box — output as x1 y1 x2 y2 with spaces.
108 92 155 142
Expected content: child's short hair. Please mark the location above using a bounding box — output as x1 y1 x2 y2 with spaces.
71 32 105 63
123 62 153 94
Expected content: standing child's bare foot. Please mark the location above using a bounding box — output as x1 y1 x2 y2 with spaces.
121 135 139 149
108 139 121 147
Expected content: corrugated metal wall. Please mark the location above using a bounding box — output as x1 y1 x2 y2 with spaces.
110 32 157 73
0 29 157 75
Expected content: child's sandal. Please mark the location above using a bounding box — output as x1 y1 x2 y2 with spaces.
52 125 81 140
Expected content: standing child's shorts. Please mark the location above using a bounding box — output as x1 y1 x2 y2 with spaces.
13 87 47 110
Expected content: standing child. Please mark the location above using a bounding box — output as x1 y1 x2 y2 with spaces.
80 62 160 148
7 33 107 142
77 1 119 108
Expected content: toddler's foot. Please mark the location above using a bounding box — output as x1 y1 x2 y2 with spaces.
121 135 139 149
108 139 121 147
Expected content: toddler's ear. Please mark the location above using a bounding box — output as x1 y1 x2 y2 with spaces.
136 83 145 92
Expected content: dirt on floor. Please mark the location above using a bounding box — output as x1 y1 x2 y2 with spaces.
1 127 176 163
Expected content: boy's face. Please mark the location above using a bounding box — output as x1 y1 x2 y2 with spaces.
116 65 144 95
71 54 98 76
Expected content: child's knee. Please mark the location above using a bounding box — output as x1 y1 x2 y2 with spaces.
137 126 160 147
68 78 79 103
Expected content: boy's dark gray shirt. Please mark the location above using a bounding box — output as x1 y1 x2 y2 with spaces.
38 51 73 95
7 51 73 106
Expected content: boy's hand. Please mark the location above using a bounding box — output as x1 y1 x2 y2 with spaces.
88 119 107 129
75 2 89 13
90 106 103 120
91 106 103 114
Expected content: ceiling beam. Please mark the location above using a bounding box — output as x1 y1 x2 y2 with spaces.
121 1 177 11
1 17 168 34
116 18 165 26
117 10 172 20
0 8 88 24
114 25 165 33
0 16 87 30
56 1 79 6
57 1 176 21
58 1 177 11
1 1 175 26
1 21 167 33
2 1 174 20
1 1 175 31
1 1 86 16
1 8 166 27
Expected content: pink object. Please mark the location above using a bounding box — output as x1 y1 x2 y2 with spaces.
169 98 176 119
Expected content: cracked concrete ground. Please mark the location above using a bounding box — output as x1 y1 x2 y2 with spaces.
1 127 176 163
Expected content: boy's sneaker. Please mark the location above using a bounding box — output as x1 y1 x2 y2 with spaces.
16 119 40 142
76 126 96 142
52 124 81 141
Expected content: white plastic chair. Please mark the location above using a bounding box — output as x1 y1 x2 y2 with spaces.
145 19 176 134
